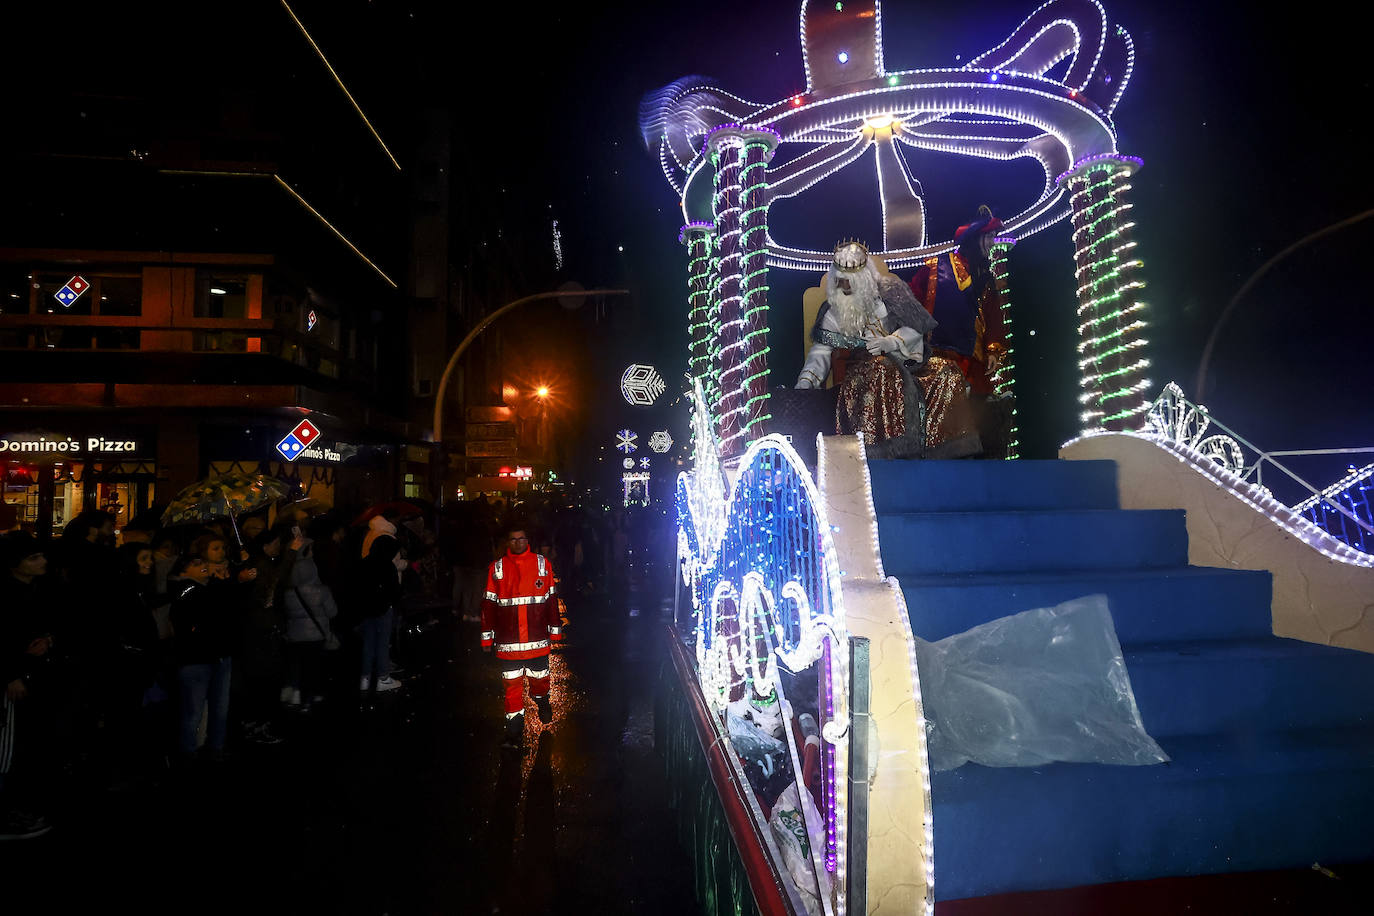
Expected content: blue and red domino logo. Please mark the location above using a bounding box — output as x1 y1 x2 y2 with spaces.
54 276 89 308
276 419 321 462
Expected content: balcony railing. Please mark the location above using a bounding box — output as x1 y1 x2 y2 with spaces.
1142 383 1374 551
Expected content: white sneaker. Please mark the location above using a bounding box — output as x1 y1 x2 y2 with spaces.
359 676 370 692
375 676 402 693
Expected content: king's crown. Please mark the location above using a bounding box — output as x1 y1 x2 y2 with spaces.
833 239 869 271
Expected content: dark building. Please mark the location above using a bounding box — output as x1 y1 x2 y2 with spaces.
0 2 450 536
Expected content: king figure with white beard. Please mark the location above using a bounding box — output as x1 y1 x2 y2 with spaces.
796 241 980 459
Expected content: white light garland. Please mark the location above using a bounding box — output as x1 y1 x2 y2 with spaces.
1294 463 1374 514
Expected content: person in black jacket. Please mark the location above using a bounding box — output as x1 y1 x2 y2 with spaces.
99 543 163 785
1 533 59 838
357 535 404 695
168 555 239 761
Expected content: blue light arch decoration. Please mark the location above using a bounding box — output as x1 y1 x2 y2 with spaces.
677 380 852 887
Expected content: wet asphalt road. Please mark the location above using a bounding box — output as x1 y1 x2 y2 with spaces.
6 580 697 915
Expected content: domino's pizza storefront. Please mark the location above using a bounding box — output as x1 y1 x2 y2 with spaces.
2 414 421 539
1 427 159 538
199 420 401 514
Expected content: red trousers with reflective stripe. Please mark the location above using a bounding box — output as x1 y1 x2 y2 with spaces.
500 652 550 716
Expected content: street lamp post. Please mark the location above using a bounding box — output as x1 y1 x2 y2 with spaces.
432 288 628 505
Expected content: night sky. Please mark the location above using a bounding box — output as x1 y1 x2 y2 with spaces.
7 0 1371 498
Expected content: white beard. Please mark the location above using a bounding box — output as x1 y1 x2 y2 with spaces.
826 265 883 338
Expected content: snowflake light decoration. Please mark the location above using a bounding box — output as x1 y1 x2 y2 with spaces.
620 364 666 406
649 430 673 453
640 457 651 469
623 457 636 469
615 428 639 453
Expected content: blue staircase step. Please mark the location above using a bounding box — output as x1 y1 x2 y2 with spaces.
931 726 1374 901
1124 638 1374 737
901 567 1274 644
868 458 1119 513
877 509 1188 576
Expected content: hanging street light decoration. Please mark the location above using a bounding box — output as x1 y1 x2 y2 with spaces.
621 363 667 406
615 428 639 453
650 430 674 453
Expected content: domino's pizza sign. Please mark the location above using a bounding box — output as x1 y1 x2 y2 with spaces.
275 418 321 462
54 275 89 308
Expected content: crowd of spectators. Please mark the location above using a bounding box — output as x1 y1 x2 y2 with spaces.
1 493 670 841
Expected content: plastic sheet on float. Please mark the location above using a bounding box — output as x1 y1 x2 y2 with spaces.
915 594 1169 771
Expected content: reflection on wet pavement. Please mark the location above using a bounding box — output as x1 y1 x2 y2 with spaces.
8 574 696 916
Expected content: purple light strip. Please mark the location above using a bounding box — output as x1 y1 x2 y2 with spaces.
700 123 783 159
678 220 714 244
1055 152 1144 187
823 638 838 872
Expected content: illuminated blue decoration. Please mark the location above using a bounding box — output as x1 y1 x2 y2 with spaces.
615 428 639 453
1294 463 1374 554
676 379 851 876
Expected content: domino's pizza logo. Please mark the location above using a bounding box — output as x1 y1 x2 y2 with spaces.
275 418 322 462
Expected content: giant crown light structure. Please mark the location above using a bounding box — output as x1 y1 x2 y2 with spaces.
642 0 1150 449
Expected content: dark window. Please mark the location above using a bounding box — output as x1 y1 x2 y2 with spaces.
195 276 248 319
96 276 142 316
194 274 251 351
0 268 30 314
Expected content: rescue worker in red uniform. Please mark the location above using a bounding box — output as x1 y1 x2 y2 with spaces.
481 524 563 746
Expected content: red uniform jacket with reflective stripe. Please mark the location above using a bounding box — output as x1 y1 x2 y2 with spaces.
481 550 562 659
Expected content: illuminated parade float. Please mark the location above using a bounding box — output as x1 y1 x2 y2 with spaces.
644 2 1374 913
